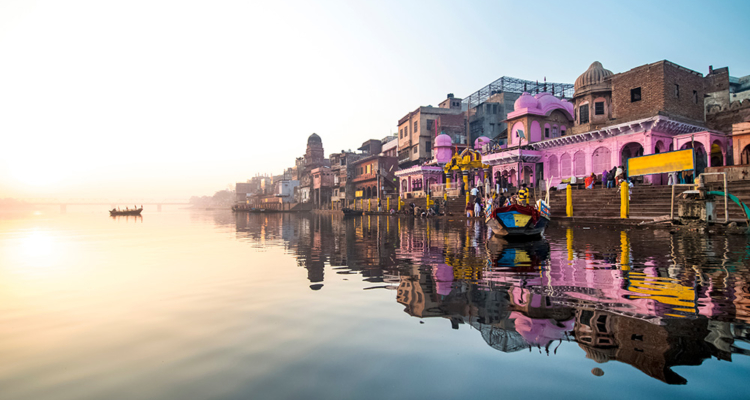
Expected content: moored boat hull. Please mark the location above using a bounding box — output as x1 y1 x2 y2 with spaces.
487 205 549 239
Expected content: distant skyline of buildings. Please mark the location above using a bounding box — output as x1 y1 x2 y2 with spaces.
237 59 750 207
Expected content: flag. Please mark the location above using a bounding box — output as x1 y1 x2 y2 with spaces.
517 129 525 140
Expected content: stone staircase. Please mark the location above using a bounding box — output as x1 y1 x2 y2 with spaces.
547 181 750 221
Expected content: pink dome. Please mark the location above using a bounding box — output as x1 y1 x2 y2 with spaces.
514 92 539 110
474 136 491 150
536 92 560 109
435 133 452 147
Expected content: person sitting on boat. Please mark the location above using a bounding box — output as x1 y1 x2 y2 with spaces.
497 193 506 208
517 184 529 206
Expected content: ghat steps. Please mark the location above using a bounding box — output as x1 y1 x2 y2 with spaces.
548 182 750 221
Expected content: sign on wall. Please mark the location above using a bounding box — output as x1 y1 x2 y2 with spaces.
355 190 363 198
627 149 694 177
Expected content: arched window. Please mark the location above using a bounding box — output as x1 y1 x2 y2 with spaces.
560 153 571 177
742 144 750 165
592 147 611 173
574 151 586 176
548 155 559 178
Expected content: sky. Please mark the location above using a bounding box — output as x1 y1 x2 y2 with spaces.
1 0 749 200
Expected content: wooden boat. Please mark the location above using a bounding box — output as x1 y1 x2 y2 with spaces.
110 208 143 216
342 207 362 217
486 201 550 239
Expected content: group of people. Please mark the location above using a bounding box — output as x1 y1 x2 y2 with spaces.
111 205 143 212
667 170 696 185
465 183 531 218
578 166 633 190
406 198 443 217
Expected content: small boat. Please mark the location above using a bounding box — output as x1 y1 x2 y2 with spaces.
342 207 362 217
486 201 550 239
110 208 143 216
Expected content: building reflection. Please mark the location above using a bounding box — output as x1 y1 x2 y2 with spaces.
233 212 750 384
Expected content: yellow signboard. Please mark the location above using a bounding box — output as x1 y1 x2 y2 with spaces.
355 190 363 198
627 149 694 177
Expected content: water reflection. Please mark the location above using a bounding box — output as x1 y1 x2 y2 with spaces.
233 212 750 385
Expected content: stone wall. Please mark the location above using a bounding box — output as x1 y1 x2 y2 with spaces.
705 100 750 134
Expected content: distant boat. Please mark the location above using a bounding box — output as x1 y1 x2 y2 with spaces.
342 207 362 217
110 208 143 216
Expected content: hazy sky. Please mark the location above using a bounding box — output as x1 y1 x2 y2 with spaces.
1 0 749 199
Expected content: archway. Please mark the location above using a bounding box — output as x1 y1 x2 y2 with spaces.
401 180 407 193
592 147 611 175
522 166 534 186
366 187 372 198
574 151 586 177
654 141 666 154
560 153 571 178
711 141 724 167
680 142 707 174
620 142 644 167
742 144 750 165
548 155 559 179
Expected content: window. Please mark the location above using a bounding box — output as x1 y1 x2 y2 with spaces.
552 126 558 136
594 101 604 115
561 128 566 136
413 121 418 132
425 141 431 153
413 146 418 154
674 84 679 98
579 104 589 124
693 90 698 104
490 123 495 133
486 104 491 113
493 104 498 114
406 126 409 135
427 119 434 132
631 87 641 102
545 127 549 138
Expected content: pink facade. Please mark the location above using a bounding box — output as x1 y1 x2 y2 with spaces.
484 90 731 188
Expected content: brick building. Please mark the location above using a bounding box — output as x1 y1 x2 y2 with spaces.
350 154 399 200
329 151 361 208
397 94 466 168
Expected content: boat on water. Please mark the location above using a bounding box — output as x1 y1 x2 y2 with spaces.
110 208 143 216
342 207 362 217
486 200 550 239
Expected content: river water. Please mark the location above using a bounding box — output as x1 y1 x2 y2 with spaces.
0 208 749 400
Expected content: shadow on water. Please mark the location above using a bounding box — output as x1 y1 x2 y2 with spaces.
232 212 750 385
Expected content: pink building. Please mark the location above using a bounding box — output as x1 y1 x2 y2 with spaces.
483 61 732 188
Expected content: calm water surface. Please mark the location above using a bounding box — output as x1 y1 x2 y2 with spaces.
1 208 749 400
